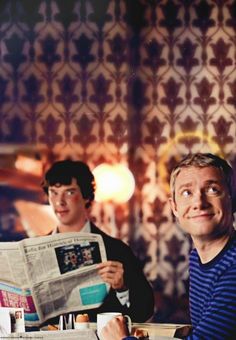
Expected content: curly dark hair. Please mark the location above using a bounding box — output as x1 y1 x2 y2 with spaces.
42 160 95 208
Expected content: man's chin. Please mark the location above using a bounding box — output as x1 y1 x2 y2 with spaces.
57 217 71 225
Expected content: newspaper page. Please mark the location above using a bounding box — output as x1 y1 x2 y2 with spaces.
0 242 35 324
0 329 98 340
0 233 109 327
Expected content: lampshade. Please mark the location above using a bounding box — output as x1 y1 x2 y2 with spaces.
93 163 135 203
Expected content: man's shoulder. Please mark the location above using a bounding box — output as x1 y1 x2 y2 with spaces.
90 222 132 251
221 231 236 263
91 222 124 242
189 247 198 261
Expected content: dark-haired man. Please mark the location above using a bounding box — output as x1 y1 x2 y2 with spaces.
41 160 154 324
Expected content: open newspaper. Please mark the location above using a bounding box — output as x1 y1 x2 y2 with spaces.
1 329 98 340
0 233 109 327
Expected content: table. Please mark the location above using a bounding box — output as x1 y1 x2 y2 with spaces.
24 322 192 339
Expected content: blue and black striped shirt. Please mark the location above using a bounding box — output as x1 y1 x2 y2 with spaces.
187 232 236 339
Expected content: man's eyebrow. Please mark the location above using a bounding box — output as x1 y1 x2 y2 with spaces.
199 179 225 187
48 186 78 191
204 180 222 185
177 179 223 191
177 182 192 191
62 186 79 191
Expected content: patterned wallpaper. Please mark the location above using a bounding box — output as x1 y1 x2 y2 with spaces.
0 0 235 323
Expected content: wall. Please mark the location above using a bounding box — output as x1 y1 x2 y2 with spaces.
0 0 235 323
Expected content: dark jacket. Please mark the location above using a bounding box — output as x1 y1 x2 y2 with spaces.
43 222 154 325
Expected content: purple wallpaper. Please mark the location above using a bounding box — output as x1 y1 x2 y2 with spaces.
0 0 235 323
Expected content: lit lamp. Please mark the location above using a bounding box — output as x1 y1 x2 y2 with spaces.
15 155 43 176
93 163 135 203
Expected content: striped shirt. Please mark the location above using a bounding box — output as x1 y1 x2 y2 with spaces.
187 232 236 339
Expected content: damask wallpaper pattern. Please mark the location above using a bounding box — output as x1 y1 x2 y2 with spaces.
0 0 235 322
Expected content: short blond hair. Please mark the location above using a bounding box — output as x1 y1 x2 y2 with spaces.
170 153 234 201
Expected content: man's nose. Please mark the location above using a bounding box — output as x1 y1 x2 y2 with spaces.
55 194 66 206
192 190 210 209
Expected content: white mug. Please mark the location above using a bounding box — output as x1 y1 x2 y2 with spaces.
74 322 90 330
97 312 132 340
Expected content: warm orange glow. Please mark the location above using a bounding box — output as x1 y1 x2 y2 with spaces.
93 163 135 203
15 155 42 176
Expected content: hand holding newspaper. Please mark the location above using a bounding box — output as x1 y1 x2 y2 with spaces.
0 233 109 327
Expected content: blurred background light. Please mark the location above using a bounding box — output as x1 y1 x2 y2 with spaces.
93 163 135 203
15 155 43 176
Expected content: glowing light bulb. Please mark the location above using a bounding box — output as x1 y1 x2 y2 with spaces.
15 155 42 176
93 163 135 203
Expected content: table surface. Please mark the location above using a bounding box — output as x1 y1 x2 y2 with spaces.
40 322 192 339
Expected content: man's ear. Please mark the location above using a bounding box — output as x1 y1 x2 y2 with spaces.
168 197 179 218
84 199 90 209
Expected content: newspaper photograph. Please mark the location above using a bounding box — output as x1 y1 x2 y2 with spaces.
0 233 109 327
0 307 25 335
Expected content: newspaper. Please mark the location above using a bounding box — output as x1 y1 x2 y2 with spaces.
0 329 98 340
0 233 109 327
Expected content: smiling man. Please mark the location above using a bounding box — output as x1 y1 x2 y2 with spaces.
169 153 236 339
100 153 236 340
41 160 154 325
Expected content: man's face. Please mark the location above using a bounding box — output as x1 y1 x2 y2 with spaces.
48 178 88 228
170 166 232 240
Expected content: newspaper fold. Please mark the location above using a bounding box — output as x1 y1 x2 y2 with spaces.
0 233 109 327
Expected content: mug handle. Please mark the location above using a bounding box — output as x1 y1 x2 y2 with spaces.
124 315 132 333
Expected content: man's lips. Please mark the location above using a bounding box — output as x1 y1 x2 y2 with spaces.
56 210 69 215
190 213 214 219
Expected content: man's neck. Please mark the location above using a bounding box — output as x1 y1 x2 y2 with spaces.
192 230 234 264
58 219 88 233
